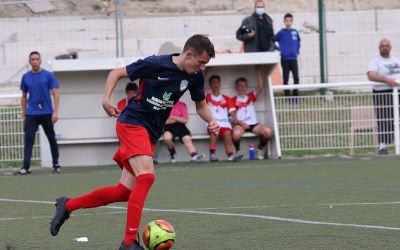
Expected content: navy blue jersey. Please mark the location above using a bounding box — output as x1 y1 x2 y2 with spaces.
118 54 205 143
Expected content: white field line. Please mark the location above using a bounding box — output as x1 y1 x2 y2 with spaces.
1 198 400 231
0 159 355 176
0 211 126 221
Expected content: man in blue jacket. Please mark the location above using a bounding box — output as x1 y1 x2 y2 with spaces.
275 13 301 99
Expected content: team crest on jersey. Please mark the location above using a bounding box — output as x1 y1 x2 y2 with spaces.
162 92 172 101
180 79 189 91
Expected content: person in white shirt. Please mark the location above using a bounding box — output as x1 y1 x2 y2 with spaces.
206 75 242 162
367 38 400 154
232 77 272 159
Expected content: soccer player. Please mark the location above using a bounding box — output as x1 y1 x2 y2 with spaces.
232 76 272 160
206 75 242 162
117 82 137 111
50 34 219 250
163 100 205 163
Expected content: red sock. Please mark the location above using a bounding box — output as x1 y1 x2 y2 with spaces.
65 183 131 212
124 173 155 245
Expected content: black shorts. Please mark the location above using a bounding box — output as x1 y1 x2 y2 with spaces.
245 123 259 133
164 122 191 143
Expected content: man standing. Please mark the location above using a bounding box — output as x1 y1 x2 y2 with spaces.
50 34 219 250
17 51 60 175
275 13 301 99
236 0 275 53
367 38 400 154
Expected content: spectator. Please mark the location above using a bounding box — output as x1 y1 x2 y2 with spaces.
232 77 272 160
17 51 60 175
236 0 275 53
206 75 242 162
367 38 400 154
275 13 301 100
117 82 137 111
163 101 205 163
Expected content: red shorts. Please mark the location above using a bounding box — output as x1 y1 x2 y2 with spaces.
113 122 156 175
209 127 232 138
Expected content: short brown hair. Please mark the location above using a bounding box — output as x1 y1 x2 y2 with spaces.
29 51 40 59
208 74 221 84
183 34 215 58
235 77 248 86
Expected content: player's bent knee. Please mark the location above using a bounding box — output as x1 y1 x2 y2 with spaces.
137 173 156 187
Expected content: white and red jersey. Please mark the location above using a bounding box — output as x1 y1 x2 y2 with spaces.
206 92 235 129
232 91 258 126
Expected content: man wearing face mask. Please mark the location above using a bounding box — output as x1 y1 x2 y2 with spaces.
236 0 275 52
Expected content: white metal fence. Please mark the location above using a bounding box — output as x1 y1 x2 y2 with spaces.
272 82 400 156
0 106 40 162
1 82 399 162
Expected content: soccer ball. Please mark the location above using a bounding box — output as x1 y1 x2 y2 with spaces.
142 219 176 250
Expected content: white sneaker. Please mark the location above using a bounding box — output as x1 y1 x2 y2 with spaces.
170 154 177 163
210 154 218 162
16 168 31 175
228 153 243 162
191 153 205 163
256 149 264 160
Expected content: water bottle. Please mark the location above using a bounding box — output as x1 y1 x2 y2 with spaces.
249 144 256 160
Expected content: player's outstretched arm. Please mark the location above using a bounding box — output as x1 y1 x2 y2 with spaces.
195 99 220 136
102 67 128 117
255 65 265 97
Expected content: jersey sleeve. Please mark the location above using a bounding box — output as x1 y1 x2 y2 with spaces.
20 74 28 92
126 56 159 81
225 95 236 113
48 72 60 89
188 72 205 102
117 99 126 111
249 91 257 102
367 58 378 73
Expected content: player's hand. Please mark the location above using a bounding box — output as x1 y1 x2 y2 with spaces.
102 99 120 117
208 120 220 136
52 112 59 124
387 79 400 88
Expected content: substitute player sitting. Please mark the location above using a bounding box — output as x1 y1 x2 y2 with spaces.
117 82 137 110
206 75 242 162
232 76 272 160
163 100 205 163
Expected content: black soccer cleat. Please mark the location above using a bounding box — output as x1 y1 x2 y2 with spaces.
118 240 145 250
50 196 70 236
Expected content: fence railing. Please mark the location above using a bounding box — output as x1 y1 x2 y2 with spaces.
272 82 400 156
0 106 40 162
1 82 399 162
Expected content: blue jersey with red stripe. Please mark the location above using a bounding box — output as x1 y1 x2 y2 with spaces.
118 54 205 143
